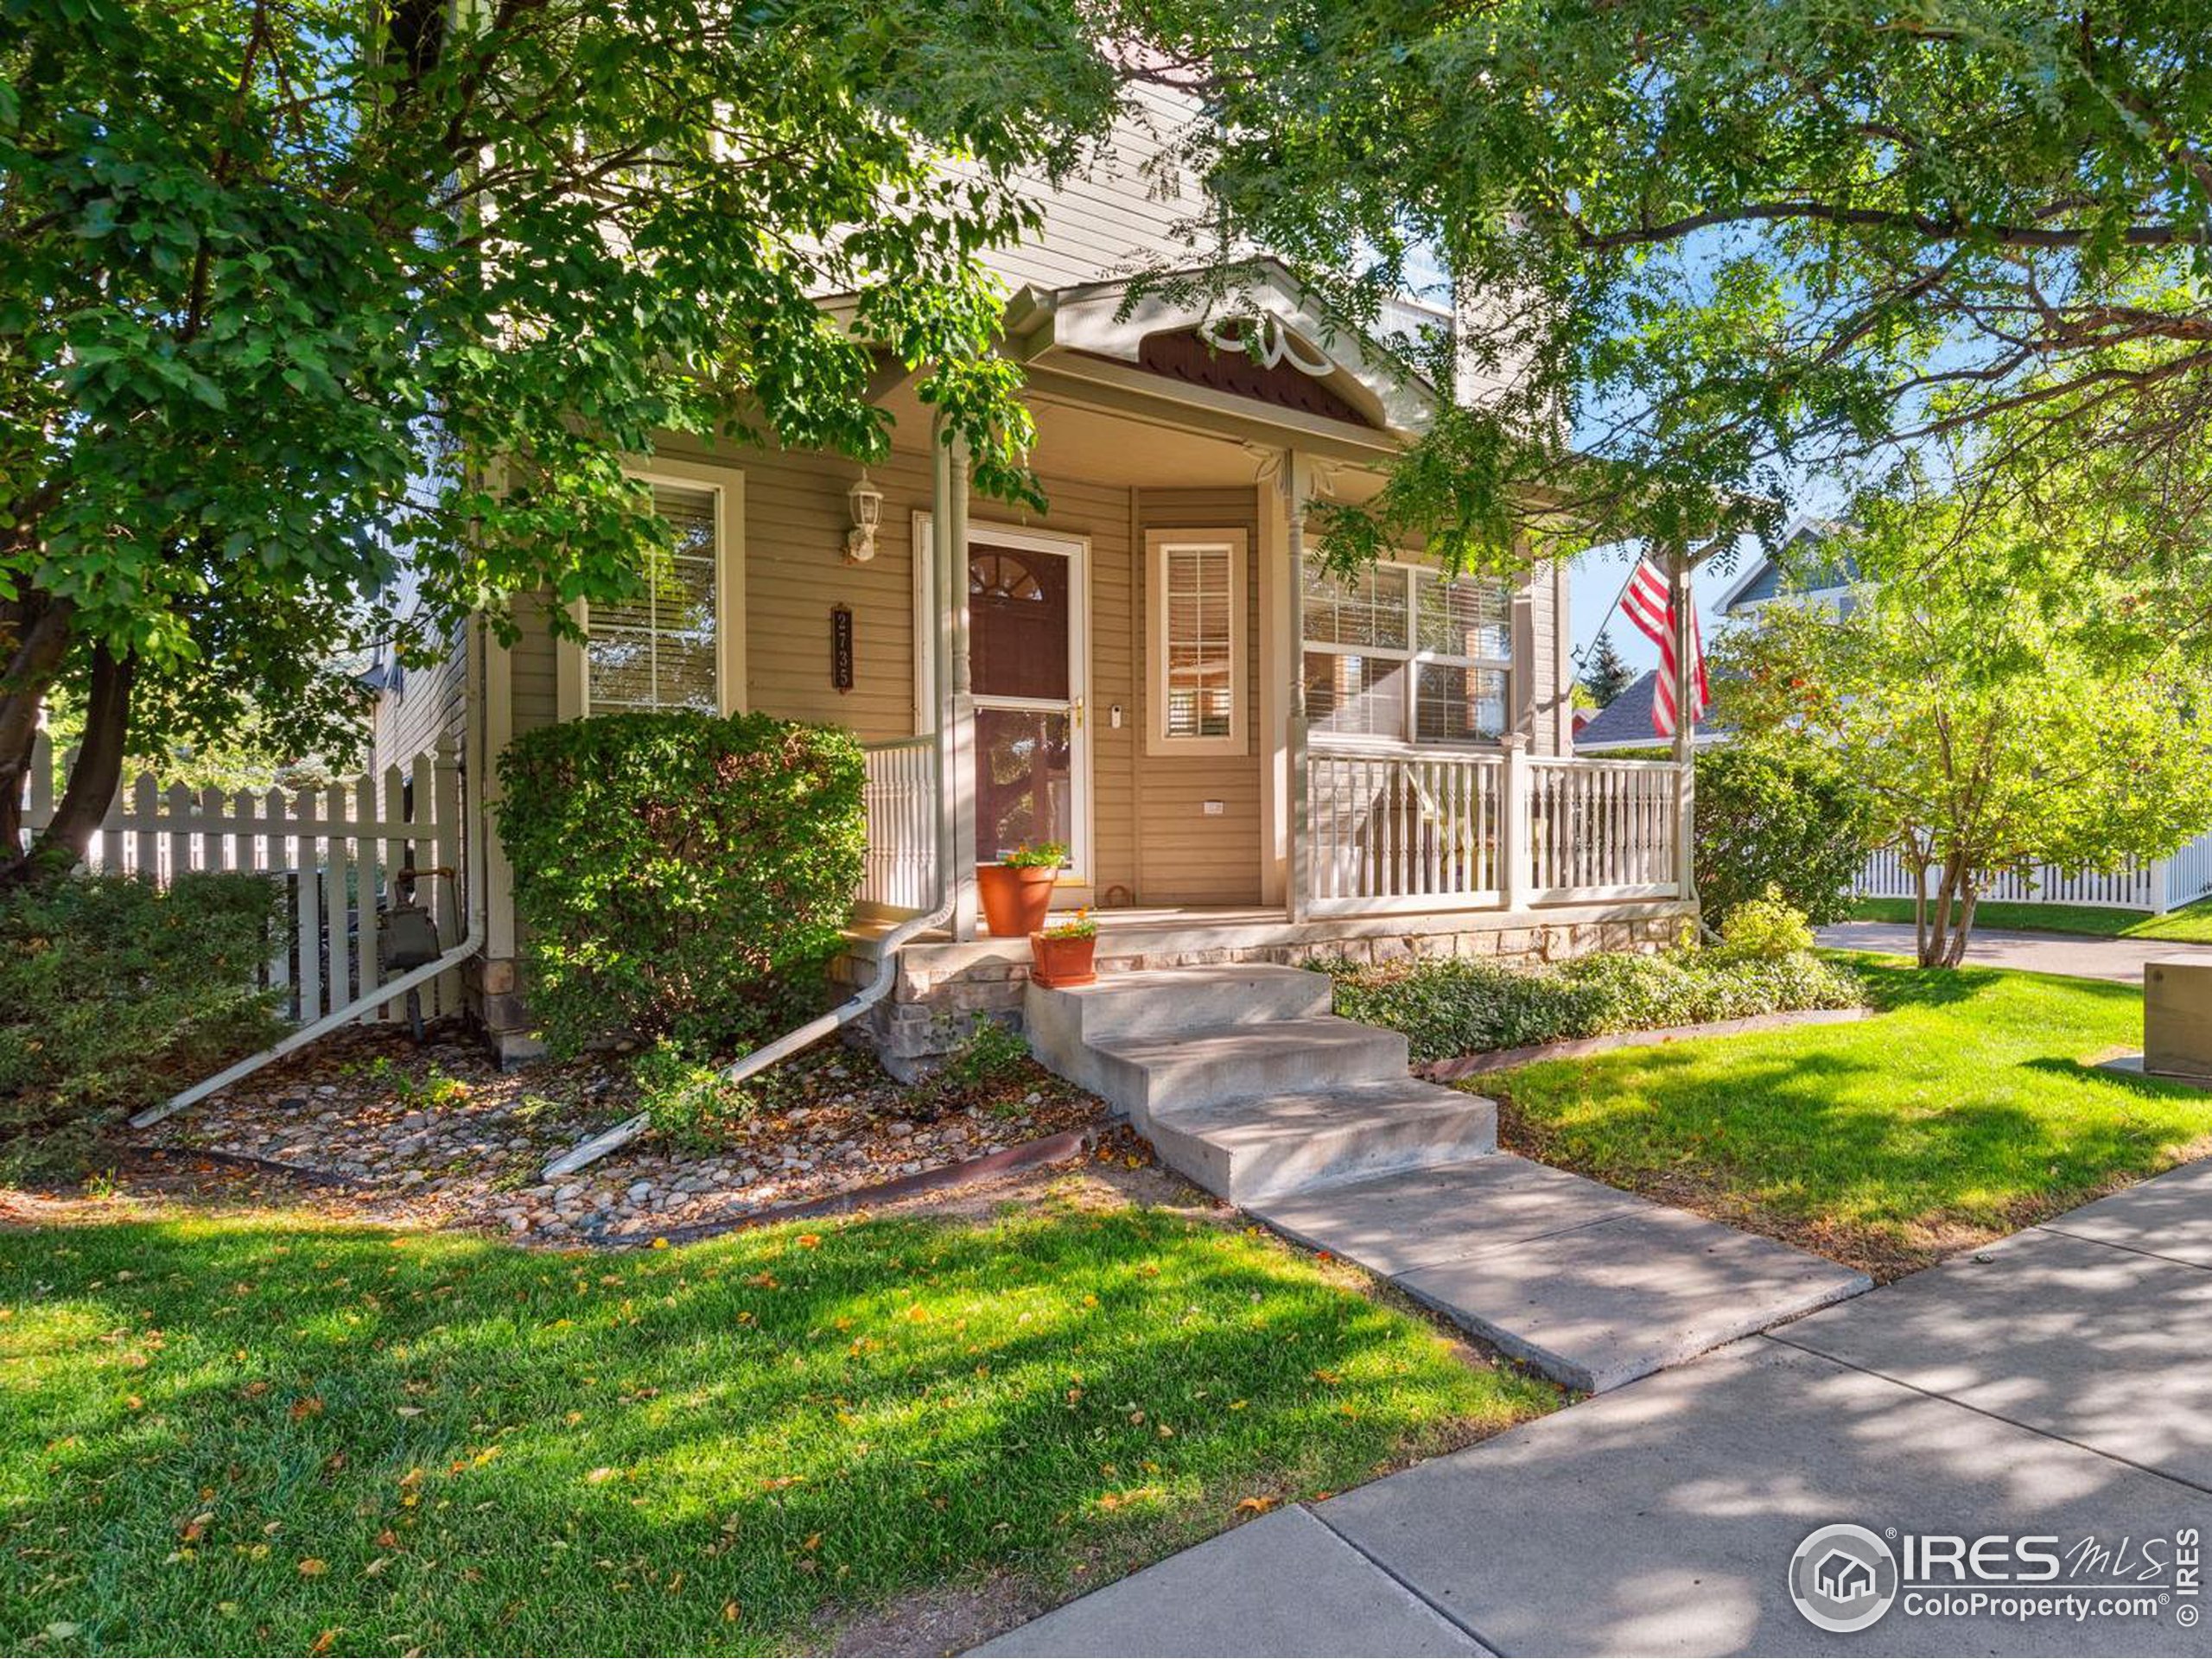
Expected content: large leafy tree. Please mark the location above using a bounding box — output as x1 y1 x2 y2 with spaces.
1115 1 2212 574
1 0 1115 884
1717 499 2212 968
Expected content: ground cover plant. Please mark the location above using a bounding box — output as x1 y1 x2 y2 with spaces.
1324 942 1862 1065
0 1197 1553 1655
0 873 283 1179
1487 960 2212 1278
1850 895 2212 945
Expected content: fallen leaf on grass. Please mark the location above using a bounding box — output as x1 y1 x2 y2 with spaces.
297 1557 328 1577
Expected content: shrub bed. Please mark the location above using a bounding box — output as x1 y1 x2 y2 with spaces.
496 710 866 1058
1324 946 1864 1064
0 873 284 1178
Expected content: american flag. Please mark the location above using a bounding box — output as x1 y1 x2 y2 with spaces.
1618 557 1709 739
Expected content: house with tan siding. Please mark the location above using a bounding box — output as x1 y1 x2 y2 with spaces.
369 92 1701 1065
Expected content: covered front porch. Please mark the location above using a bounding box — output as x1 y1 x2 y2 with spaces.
858 737 1695 934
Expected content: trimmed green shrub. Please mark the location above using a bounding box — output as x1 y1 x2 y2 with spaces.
1694 745 1876 925
1323 945 1863 1063
1716 887 1818 960
0 873 285 1179
496 711 867 1058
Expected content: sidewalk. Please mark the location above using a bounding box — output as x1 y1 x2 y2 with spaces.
978 1157 2212 1656
1815 920 2212 985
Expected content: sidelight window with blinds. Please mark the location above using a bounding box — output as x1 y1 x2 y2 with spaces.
1147 529 1247 755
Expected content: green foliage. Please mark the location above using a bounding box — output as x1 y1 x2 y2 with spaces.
0 874 283 1176
934 1015 1036 1099
1122 0 2212 566
358 1057 472 1113
2 0 1121 871
1717 501 2212 965
1714 887 1816 962
1038 909 1097 940
495 711 866 1057
1325 947 1863 1064
999 841 1069 869
1694 747 1875 926
1579 630 1634 709
0 1205 1554 1654
631 1039 757 1150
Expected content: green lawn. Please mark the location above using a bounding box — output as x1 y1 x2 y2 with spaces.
1850 894 2212 943
0 1196 1552 1656
1489 960 2212 1278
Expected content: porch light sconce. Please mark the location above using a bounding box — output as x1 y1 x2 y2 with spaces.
844 470 885 563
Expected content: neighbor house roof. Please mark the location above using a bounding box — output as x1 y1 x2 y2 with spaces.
1713 517 1860 616
1572 669 1731 753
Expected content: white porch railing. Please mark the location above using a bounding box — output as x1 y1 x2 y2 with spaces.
17 732 465 1024
1307 750 1506 913
1857 830 2212 914
859 736 938 917
1306 746 1688 917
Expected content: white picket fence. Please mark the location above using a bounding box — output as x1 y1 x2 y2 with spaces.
17 732 466 1024
1857 830 2212 915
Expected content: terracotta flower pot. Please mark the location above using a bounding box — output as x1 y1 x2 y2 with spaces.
1029 931 1097 988
976 862 1057 938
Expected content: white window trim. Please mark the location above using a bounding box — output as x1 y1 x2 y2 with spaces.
1302 557 1514 750
556 458 746 721
1146 528 1248 758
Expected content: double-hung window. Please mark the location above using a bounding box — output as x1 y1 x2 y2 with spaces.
560 464 745 721
1302 561 1512 744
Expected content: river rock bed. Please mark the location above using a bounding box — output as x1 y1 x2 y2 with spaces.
137 1023 1107 1244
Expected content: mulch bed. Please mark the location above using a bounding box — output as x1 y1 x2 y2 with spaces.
124 1024 1109 1245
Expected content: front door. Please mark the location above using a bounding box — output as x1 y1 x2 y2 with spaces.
969 527 1089 885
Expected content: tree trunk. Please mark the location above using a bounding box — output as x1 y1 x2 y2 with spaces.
1942 886 1980 968
1 644 134 891
0 594 75 857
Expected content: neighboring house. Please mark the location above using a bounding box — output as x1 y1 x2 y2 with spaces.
1712 517 1861 622
1570 670 1728 755
370 93 1700 1065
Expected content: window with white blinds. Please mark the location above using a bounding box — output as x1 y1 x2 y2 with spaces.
1302 560 1513 745
1147 531 1247 754
586 481 722 715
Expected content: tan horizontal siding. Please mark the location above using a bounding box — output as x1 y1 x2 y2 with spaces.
1133 486 1263 905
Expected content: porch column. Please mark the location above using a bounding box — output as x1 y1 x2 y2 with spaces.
1669 540 1698 904
933 429 980 940
1283 449 1313 923
1257 448 1292 908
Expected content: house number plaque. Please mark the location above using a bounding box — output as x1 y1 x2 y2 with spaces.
830 604 855 692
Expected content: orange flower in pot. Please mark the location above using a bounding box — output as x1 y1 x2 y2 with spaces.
976 841 1065 938
1030 909 1098 988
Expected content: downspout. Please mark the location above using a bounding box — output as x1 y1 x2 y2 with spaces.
542 426 966 1182
133 619 499 1130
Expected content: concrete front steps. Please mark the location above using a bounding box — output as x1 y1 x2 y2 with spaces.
1025 963 1870 1393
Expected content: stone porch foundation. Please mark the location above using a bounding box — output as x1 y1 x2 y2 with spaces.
838 900 1695 1077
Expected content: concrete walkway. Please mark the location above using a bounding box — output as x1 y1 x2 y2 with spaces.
1027 964 1867 1395
979 1157 2212 1656
1816 920 2212 984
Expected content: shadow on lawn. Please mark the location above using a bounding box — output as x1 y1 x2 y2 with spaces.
2 1205 1545 1657
1497 961 2209 1279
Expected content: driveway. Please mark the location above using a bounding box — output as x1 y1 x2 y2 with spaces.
979 1157 2212 1656
1815 920 2212 984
